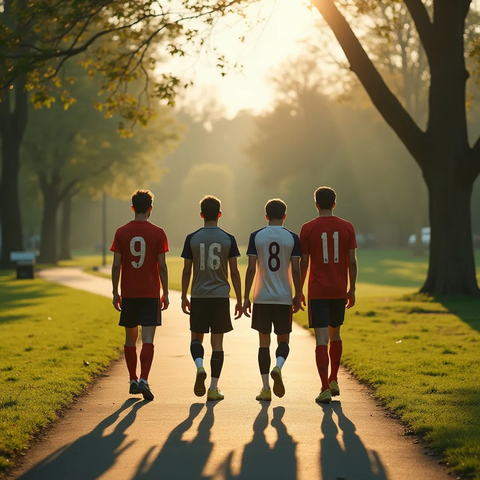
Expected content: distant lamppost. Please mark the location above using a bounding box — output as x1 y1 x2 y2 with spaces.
102 192 107 267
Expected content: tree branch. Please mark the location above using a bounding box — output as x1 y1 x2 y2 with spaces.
310 0 427 167
403 0 433 60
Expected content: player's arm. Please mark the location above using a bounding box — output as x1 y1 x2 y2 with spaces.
111 252 122 312
181 259 192 314
243 256 257 318
347 249 358 309
300 253 310 307
158 253 169 310
229 257 243 319
291 257 303 313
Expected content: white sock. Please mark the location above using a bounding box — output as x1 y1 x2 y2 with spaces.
139 377 147 384
130 379 138 384
195 358 203 369
276 356 286 369
210 377 219 391
261 374 270 390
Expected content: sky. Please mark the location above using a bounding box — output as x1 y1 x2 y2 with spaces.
168 0 324 118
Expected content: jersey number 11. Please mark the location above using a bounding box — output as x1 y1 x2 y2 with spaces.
321 232 339 264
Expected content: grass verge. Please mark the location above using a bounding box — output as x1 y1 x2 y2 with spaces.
0 272 122 474
294 293 480 479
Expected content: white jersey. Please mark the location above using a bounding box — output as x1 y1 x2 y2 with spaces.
247 225 301 305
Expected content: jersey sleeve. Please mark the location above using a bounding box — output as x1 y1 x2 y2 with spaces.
181 234 193 260
110 229 122 254
228 234 241 258
291 233 301 258
246 232 257 256
348 224 358 250
157 229 169 255
299 225 310 255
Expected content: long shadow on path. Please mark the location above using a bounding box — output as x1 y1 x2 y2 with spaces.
225 404 297 479
319 402 388 480
18 398 146 480
134 402 214 480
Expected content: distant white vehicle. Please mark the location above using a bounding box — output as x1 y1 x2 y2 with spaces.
408 227 430 248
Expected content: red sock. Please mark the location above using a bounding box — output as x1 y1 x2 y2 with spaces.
329 340 343 382
124 346 138 381
315 345 330 392
140 343 155 381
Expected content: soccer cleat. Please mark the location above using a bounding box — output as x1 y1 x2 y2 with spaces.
256 389 272 401
329 380 340 397
270 366 285 398
129 380 139 395
194 367 207 397
207 388 224 401
137 380 154 401
316 389 332 404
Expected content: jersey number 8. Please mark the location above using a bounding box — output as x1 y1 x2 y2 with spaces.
130 236 146 268
268 242 280 272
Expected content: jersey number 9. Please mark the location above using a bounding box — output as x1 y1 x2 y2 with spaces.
130 236 146 268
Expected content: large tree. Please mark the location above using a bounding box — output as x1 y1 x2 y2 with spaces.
0 0 254 267
310 0 480 295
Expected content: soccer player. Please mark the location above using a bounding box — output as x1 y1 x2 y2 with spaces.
111 190 169 401
244 199 302 401
300 187 357 404
181 195 243 402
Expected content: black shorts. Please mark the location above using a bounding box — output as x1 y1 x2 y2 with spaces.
308 299 346 329
190 298 233 334
252 304 292 335
119 298 161 328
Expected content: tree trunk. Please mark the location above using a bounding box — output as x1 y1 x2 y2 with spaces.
37 187 60 264
0 78 28 267
59 194 73 261
420 169 479 296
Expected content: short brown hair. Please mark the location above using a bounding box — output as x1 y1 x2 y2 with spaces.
200 195 221 221
265 198 287 220
132 189 153 213
314 186 336 210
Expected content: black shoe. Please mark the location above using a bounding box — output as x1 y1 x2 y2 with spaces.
129 380 139 395
137 380 154 401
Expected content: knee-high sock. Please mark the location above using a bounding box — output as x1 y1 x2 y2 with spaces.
124 346 138 381
258 347 271 390
140 343 154 381
190 339 204 369
275 342 290 369
210 351 224 390
329 340 343 382
315 345 329 392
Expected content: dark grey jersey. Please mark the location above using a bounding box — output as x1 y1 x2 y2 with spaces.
181 226 240 298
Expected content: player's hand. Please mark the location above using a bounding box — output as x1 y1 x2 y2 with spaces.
243 298 252 318
301 293 306 307
112 293 122 312
161 294 169 311
292 295 304 313
346 289 356 309
234 301 243 320
181 297 191 315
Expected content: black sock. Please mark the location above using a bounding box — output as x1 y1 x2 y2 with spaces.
211 351 224 378
190 339 204 361
258 347 271 375
276 342 290 361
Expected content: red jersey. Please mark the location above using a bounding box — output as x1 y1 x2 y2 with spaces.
110 221 169 298
300 216 357 299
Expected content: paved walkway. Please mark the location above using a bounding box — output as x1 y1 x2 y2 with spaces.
14 268 449 480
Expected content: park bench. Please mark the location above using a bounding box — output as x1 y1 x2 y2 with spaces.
10 251 36 279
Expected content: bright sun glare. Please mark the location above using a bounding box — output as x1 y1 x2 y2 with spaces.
168 0 321 117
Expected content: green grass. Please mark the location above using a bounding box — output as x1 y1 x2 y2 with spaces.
0 272 122 473
294 293 480 479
